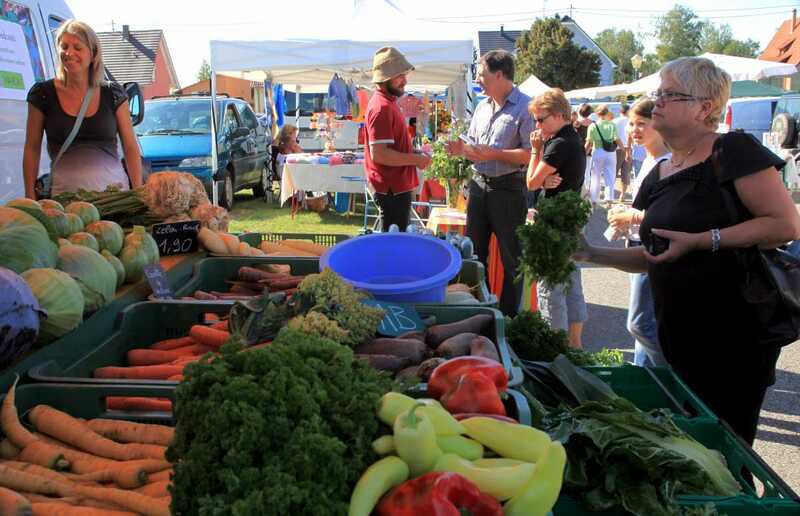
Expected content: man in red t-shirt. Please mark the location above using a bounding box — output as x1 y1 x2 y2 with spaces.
364 47 431 231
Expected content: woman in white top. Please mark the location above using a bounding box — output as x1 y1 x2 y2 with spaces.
607 98 670 366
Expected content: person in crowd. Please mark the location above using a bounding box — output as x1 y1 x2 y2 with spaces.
364 47 431 232
607 98 670 367
576 57 800 444
445 49 533 316
23 19 142 198
574 103 594 193
585 104 623 205
527 88 588 347
613 103 631 201
276 124 303 155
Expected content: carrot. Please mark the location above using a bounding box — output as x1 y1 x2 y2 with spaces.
1 460 78 485
31 502 137 516
166 375 184 382
125 349 181 366
0 439 20 459
69 465 147 489
237 266 289 282
93 365 185 380
192 290 219 300
17 441 70 471
268 278 304 291
134 479 170 498
148 336 195 351
210 319 229 331
188 325 230 348
85 420 173 447
169 344 213 357
104 398 172 413
2 377 38 449
146 469 172 484
203 312 220 322
28 406 163 462
0 485 31 515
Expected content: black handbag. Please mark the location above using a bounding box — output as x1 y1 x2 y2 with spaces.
713 151 800 348
592 122 617 152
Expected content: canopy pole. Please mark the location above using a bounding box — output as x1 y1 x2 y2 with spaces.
210 70 219 205
295 86 300 126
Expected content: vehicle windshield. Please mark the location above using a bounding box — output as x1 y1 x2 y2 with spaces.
137 99 217 136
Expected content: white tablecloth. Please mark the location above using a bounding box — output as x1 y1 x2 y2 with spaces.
280 163 366 205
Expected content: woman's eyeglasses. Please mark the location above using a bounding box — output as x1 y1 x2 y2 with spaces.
534 113 551 124
649 90 708 103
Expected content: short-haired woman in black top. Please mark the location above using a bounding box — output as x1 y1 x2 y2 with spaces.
577 57 800 444
23 20 142 198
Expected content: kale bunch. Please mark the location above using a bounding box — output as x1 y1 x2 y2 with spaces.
517 190 592 288
168 329 394 515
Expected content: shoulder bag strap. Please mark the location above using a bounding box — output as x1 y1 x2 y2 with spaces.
592 121 610 147
51 86 95 173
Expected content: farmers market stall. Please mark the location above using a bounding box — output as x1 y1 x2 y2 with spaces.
279 151 367 206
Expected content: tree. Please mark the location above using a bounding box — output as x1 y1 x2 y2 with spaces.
655 5 704 63
515 17 601 91
700 23 760 58
197 59 211 82
595 28 645 83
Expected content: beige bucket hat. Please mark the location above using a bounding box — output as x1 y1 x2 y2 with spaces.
372 47 414 83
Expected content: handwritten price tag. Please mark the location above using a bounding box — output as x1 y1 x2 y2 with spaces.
361 300 425 336
151 220 201 256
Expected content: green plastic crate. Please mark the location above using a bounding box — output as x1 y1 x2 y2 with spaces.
552 417 799 515
585 365 716 419
173 257 497 306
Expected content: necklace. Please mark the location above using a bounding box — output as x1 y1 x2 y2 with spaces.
670 133 713 169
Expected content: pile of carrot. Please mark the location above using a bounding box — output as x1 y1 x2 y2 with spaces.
182 265 307 301
0 379 175 515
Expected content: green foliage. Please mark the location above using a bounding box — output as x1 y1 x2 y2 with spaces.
515 17 601 90
700 23 760 58
655 5 704 63
168 331 394 515
426 139 472 182
287 311 350 343
595 29 645 83
516 191 592 288
197 59 211 81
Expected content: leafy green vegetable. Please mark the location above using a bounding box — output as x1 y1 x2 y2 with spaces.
6 198 42 211
101 250 126 288
0 226 58 274
56 245 116 313
85 220 125 255
68 232 100 252
517 191 592 287
119 226 159 283
22 268 84 344
167 329 394 515
65 201 100 226
42 209 71 238
64 213 84 235
545 397 741 516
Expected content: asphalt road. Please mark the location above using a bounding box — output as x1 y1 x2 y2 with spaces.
578 205 800 496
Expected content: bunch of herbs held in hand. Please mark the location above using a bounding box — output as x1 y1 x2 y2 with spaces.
517 191 592 287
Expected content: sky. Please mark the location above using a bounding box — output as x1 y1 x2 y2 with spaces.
67 0 799 88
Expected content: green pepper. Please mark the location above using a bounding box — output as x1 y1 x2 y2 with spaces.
393 403 442 477
372 435 395 455
436 435 484 461
461 416 551 463
433 453 536 501
503 441 567 516
378 392 465 435
348 456 410 516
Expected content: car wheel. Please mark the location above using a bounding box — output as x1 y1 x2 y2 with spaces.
253 163 269 198
772 113 796 149
220 170 235 210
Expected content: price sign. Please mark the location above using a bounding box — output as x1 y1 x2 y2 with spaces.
143 263 174 299
361 300 425 337
151 220 201 256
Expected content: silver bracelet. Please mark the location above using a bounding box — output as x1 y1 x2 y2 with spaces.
710 228 721 252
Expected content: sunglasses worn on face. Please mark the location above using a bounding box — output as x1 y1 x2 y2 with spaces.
534 113 551 124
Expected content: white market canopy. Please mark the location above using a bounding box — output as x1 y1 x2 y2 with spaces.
518 74 550 98
209 39 474 92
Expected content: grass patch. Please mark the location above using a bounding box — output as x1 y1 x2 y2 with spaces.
228 192 364 236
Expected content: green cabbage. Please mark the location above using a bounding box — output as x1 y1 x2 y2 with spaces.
39 199 65 212
22 268 84 344
68 232 100 252
102 249 126 288
120 226 160 283
0 226 58 274
85 221 124 255
8 206 59 243
0 207 47 236
6 198 42 211
64 213 84 235
56 245 116 313
43 208 71 238
65 201 100 226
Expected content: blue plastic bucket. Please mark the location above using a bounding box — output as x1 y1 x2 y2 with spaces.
320 233 462 303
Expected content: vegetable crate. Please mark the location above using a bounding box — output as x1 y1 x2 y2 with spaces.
553 417 800 515
173 257 497 307
585 365 716 419
28 301 233 386
3 383 175 424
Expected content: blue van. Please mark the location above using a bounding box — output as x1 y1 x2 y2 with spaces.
137 94 272 209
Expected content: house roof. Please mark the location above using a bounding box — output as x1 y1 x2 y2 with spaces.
97 29 180 87
477 16 615 67
760 17 800 66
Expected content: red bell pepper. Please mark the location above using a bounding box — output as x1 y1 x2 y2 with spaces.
376 471 503 516
440 370 507 417
427 356 508 399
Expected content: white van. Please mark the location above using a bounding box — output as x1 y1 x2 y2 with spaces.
717 96 780 142
0 0 143 203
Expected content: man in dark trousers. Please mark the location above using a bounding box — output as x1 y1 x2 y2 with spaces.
446 50 533 315
364 47 431 232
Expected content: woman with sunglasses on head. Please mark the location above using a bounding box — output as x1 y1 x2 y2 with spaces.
527 88 588 347
23 20 142 198
576 57 800 444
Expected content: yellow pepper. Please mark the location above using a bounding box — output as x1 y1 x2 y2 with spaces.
393 403 442 477
460 416 551 462
348 456 409 516
433 453 536 501
378 392 465 435
504 441 567 516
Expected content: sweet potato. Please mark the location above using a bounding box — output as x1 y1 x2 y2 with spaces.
397 331 425 342
354 338 427 364
425 314 493 348
470 335 500 362
354 354 411 373
435 333 478 358
416 358 446 382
